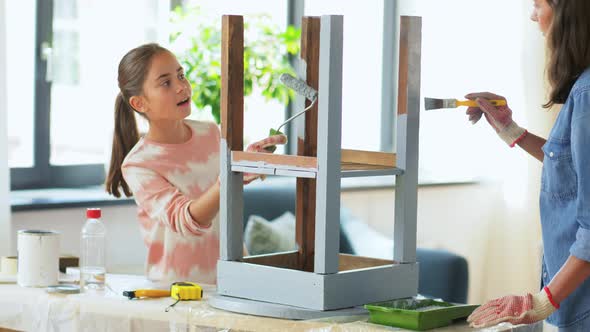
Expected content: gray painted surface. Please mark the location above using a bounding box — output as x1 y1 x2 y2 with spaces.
393 17 421 263
209 295 369 320
231 165 276 176
231 159 316 173
217 260 325 309
220 140 244 261
217 260 418 311
341 168 403 178
324 263 418 309
314 15 344 275
231 164 316 178
381 0 399 152
275 169 316 178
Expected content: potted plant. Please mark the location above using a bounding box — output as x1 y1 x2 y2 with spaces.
169 6 301 124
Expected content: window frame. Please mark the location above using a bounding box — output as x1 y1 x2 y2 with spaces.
10 0 104 190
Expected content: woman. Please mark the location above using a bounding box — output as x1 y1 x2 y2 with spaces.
465 0 590 330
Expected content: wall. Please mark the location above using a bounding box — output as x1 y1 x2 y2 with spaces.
342 183 503 304
0 1 12 257
11 205 145 274
11 183 504 304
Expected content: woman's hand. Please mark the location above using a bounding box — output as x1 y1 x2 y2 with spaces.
467 287 557 328
465 92 527 147
243 134 288 184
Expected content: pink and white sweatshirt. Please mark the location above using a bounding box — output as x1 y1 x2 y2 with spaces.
122 120 220 284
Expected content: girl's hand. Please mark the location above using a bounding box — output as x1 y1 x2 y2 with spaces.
465 92 527 147
243 134 288 184
246 134 288 153
467 288 557 328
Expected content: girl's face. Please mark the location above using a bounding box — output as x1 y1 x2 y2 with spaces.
132 51 192 121
530 0 554 35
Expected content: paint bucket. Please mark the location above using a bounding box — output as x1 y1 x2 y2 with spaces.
17 230 60 287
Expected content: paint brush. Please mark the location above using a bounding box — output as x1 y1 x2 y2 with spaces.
424 97 507 111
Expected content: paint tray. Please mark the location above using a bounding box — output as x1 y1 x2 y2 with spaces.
364 298 479 331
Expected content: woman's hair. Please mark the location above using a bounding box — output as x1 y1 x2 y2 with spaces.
544 0 590 108
106 43 169 197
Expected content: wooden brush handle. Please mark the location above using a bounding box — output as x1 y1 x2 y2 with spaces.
456 99 507 107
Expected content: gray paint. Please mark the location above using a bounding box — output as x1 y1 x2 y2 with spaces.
231 165 316 178
314 15 344 275
324 263 418 309
231 165 276 176
286 0 305 155
341 168 403 178
209 294 369 320
217 260 418 311
381 0 399 153
217 260 325 309
220 140 244 261
393 17 422 263
275 169 316 178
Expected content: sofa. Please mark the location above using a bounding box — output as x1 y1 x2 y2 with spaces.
241 178 469 304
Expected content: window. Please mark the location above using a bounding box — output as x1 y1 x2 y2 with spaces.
12 0 516 190
304 1 384 151
6 0 36 169
7 0 292 190
7 0 166 189
396 0 528 182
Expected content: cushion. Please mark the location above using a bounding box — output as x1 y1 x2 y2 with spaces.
340 209 394 259
244 212 298 255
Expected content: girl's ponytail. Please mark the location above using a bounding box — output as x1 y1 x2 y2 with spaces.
105 43 169 197
105 92 139 197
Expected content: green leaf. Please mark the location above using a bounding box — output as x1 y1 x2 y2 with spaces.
169 6 301 125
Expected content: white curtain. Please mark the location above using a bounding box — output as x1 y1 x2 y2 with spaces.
474 1 559 302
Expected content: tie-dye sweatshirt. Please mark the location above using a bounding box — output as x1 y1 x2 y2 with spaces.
122 120 220 284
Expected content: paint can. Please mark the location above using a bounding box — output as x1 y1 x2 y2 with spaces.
17 230 60 287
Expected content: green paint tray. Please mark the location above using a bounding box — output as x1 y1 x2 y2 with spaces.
364 298 479 331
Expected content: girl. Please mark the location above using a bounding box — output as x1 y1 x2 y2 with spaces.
465 0 590 330
105 43 286 284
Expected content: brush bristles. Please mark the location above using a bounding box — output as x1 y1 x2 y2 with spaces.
424 98 457 110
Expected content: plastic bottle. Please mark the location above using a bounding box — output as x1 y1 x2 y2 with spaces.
80 208 106 290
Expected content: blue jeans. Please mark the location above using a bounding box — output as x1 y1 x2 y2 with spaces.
555 313 590 332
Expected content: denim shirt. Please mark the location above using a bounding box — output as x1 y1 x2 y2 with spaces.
540 68 590 327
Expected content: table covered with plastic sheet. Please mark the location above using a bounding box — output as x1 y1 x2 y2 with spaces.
0 274 543 332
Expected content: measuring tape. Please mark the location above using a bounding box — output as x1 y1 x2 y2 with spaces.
170 282 203 301
123 281 203 312
166 282 203 312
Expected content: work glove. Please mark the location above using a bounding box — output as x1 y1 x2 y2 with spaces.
243 134 288 184
465 92 527 147
467 287 558 328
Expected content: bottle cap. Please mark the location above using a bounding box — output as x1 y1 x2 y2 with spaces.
86 208 101 219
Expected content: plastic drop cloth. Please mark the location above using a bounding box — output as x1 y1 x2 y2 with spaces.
0 274 543 332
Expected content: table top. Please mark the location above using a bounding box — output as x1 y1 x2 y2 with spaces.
0 274 542 332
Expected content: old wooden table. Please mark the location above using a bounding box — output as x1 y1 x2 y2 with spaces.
0 274 543 332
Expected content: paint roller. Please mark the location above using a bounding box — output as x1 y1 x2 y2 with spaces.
264 74 318 152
